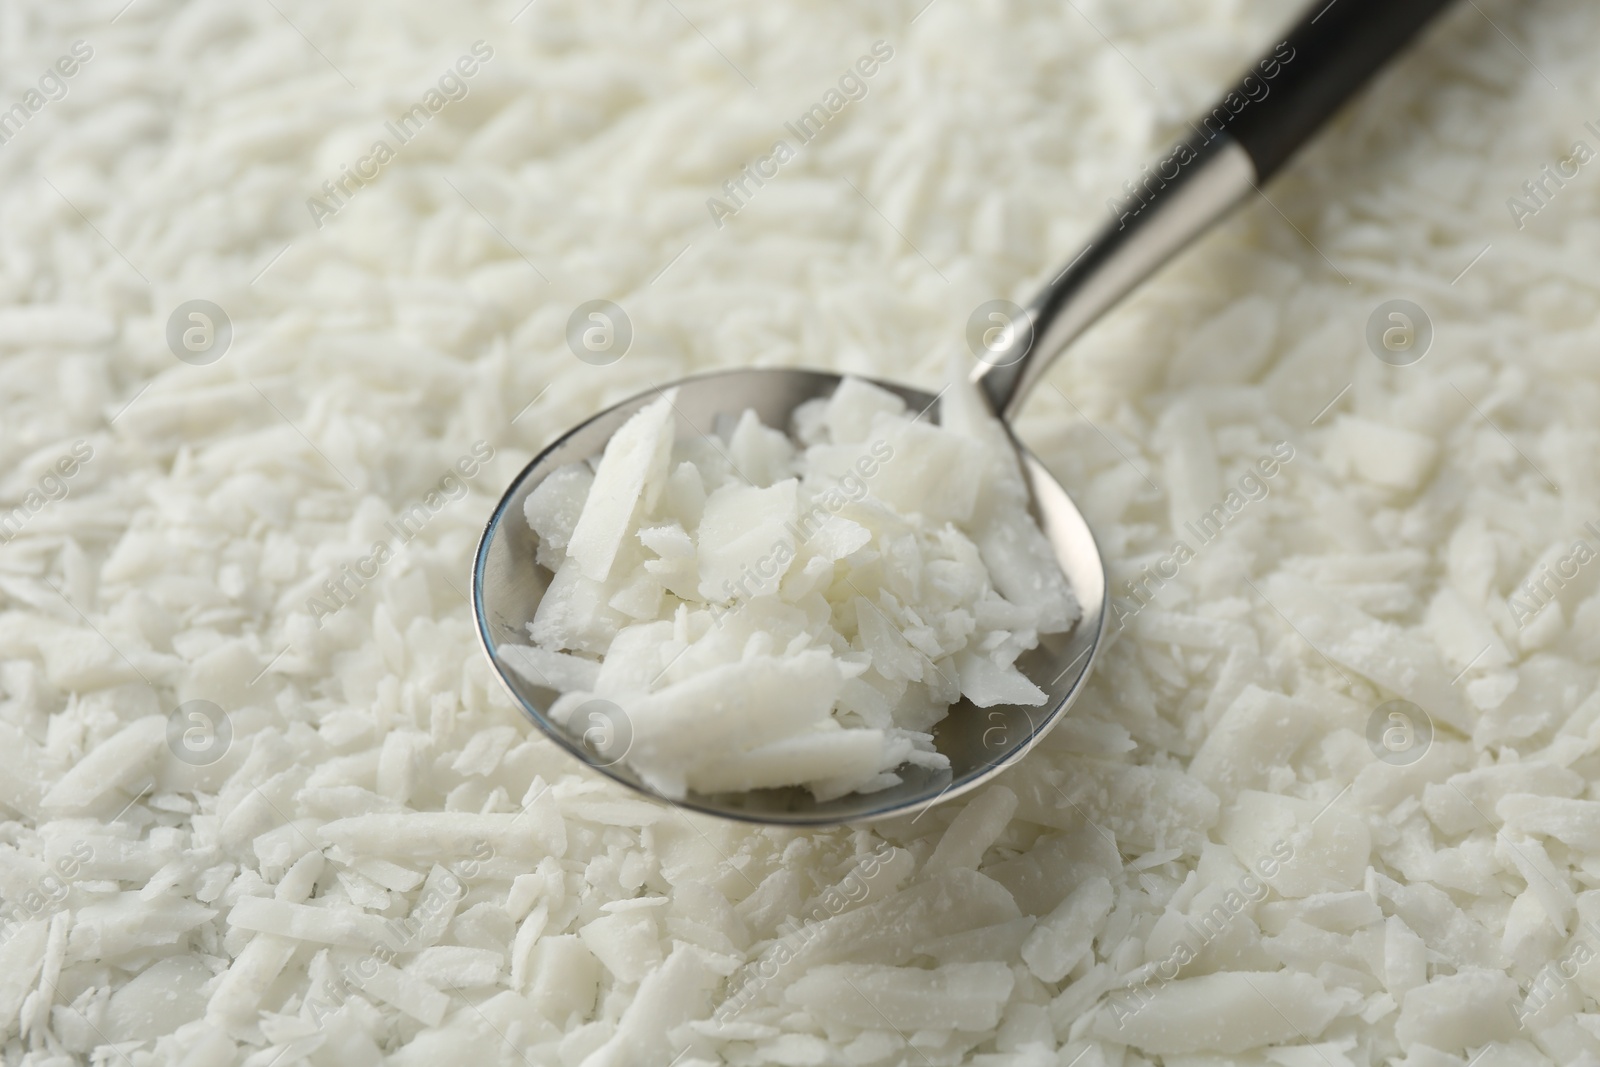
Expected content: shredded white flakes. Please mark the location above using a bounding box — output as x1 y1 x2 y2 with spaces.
509 376 1076 798
1 0 1597 1063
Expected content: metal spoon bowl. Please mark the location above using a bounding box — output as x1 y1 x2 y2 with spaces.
472 368 1106 825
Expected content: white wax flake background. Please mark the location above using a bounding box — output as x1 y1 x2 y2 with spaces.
0 0 1598 1064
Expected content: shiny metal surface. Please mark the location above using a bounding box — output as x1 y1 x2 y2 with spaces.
472 136 1260 826
976 134 1257 420
473 369 1107 825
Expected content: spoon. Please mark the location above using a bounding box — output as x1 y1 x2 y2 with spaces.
473 0 1455 825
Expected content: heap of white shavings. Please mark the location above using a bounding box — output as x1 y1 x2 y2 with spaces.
503 374 1078 799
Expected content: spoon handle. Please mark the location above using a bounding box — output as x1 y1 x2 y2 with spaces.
978 0 1458 419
